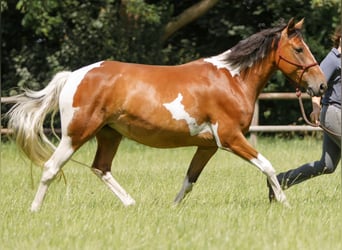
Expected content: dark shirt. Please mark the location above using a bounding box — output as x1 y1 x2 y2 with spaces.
320 48 341 108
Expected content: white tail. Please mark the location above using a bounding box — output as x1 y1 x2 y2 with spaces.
7 71 72 167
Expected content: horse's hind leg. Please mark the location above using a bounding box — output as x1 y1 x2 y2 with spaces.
91 126 135 206
174 146 218 204
31 136 75 212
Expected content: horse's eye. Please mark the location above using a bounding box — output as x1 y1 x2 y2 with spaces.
294 47 303 53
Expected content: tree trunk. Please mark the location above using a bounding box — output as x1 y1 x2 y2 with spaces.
162 0 219 42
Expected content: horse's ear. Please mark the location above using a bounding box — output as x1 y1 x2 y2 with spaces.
286 17 299 36
286 17 295 36
294 18 304 30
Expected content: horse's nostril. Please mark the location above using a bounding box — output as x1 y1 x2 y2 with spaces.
320 83 327 91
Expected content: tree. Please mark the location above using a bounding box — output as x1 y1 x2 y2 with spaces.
1 0 340 131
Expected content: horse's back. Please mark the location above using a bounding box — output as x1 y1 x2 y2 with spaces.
65 59 226 109
59 60 222 147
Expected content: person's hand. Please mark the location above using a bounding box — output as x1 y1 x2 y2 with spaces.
310 108 320 124
310 96 321 125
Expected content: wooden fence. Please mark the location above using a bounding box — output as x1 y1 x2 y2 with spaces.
249 92 321 145
1 93 321 144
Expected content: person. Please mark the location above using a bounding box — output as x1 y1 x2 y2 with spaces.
268 25 341 201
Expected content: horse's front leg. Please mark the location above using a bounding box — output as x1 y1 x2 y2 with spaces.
250 153 289 206
174 146 218 204
221 132 289 207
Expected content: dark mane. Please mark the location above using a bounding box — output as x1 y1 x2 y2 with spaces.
224 24 287 70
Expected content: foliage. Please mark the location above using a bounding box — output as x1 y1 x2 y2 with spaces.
1 0 340 129
2 0 169 93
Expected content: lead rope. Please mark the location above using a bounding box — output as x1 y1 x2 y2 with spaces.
296 88 341 137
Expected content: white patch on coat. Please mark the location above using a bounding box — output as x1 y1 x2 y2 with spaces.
59 61 103 134
204 50 240 76
163 93 212 136
210 122 222 148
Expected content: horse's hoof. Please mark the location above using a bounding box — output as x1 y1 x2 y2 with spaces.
266 179 276 203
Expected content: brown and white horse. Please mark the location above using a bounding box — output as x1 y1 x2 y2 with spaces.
7 18 326 211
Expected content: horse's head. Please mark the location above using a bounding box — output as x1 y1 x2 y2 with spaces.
276 18 327 96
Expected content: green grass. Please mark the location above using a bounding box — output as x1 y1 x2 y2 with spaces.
0 137 340 250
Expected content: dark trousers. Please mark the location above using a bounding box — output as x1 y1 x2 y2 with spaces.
277 105 341 189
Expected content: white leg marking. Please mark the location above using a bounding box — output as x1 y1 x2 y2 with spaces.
251 153 290 206
93 169 136 206
31 183 49 212
31 137 75 212
174 176 193 204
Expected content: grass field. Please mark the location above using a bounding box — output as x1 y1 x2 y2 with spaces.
0 137 341 250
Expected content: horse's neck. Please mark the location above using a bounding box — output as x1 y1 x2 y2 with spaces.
239 56 276 101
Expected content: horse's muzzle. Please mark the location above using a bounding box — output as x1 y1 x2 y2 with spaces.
307 83 327 97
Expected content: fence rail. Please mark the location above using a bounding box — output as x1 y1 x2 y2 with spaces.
1 93 321 140
249 92 321 145
1 96 17 103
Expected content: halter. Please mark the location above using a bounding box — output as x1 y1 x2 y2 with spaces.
276 40 341 137
276 43 318 85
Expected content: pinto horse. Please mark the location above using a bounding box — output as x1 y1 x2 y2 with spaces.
7 18 326 212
